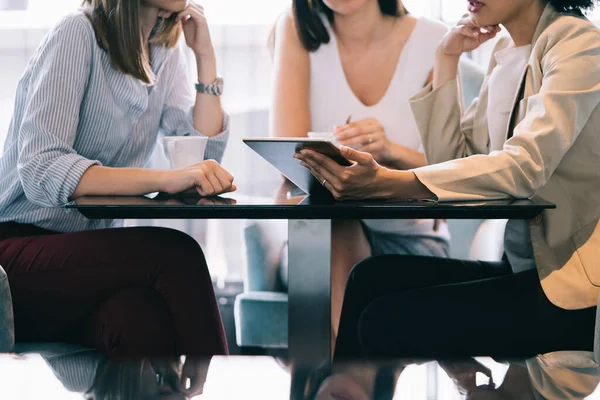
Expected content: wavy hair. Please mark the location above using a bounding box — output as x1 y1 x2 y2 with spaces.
82 0 182 84
548 0 598 14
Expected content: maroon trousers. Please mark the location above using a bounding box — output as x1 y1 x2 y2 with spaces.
0 222 228 358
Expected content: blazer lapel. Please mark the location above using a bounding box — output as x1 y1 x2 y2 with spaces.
502 4 561 139
531 4 562 47
506 66 530 140
470 4 563 151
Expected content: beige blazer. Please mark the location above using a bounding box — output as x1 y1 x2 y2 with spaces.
410 3 600 310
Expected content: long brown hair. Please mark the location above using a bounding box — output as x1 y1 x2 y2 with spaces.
82 0 182 84
293 0 408 52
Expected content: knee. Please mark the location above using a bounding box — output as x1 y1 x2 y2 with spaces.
142 228 216 295
347 255 390 291
151 228 204 258
141 227 208 270
348 254 426 286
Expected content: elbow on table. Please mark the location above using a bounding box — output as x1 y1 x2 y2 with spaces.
18 162 80 208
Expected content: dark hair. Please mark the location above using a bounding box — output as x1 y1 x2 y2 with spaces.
549 0 598 14
292 0 408 51
82 0 182 84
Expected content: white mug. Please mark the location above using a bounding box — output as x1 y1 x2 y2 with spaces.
163 136 209 169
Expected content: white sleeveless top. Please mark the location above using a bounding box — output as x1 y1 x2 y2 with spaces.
310 16 450 239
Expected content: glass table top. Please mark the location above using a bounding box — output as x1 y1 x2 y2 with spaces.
1 350 599 399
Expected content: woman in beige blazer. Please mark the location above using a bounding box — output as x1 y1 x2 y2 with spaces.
296 0 600 359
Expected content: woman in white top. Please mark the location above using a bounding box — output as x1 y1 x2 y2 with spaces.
297 0 600 358
271 0 451 349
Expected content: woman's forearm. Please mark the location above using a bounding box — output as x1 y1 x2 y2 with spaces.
376 169 436 200
192 54 223 136
71 166 169 199
386 143 428 170
433 46 461 90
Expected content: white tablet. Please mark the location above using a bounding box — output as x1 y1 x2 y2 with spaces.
243 137 351 194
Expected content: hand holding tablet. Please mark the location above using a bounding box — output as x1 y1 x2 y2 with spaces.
243 137 351 194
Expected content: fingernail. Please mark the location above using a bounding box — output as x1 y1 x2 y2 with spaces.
300 150 308 156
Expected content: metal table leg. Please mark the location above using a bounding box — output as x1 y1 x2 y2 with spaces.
288 219 331 365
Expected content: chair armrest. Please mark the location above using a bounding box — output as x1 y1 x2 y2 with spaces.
0 265 15 352
242 220 288 292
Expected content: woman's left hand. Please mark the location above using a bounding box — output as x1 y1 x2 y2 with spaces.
333 118 392 164
294 145 385 201
176 2 215 58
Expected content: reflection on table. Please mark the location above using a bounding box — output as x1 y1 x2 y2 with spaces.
68 183 554 221
1 348 598 399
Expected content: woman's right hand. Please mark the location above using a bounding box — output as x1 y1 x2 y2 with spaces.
440 15 501 57
162 160 236 196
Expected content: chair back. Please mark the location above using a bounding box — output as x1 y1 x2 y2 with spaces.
242 220 288 292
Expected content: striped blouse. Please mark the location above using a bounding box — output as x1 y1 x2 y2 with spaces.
0 12 229 233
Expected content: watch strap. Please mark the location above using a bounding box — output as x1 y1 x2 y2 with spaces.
195 76 223 96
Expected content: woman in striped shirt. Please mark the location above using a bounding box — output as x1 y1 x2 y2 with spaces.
0 0 233 394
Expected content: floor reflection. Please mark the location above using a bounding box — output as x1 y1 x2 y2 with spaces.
0 349 599 399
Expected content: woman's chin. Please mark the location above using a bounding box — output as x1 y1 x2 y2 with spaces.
470 14 499 29
322 0 365 16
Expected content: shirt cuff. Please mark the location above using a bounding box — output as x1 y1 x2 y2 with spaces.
180 108 230 163
412 164 488 203
45 155 102 206
204 113 229 164
205 112 230 147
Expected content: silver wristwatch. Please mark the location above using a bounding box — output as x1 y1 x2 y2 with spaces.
195 76 224 96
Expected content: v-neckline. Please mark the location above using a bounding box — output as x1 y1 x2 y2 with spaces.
329 17 420 109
